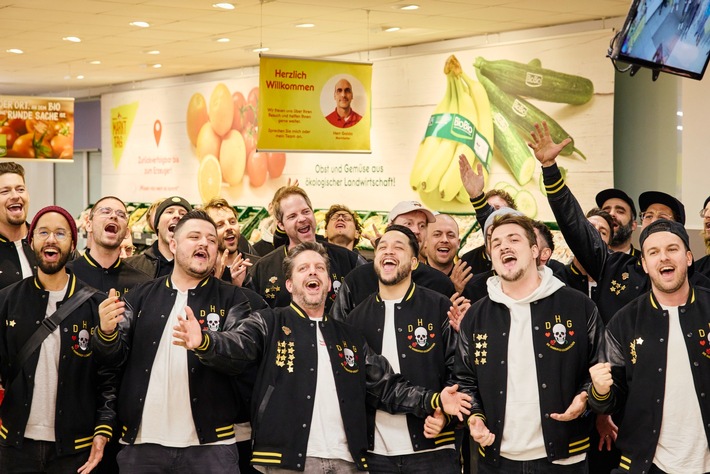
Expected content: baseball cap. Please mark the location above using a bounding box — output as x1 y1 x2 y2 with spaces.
483 207 525 239
639 218 690 251
387 201 435 224
595 188 637 219
638 191 685 225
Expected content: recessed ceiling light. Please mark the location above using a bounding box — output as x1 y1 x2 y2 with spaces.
296 23 315 28
6 48 23 54
77 75 85 80
213 2 235 9
89 60 101 65
63 36 82 43
384 27 401 32
215 37 230 43
146 50 160 55
130 21 150 28
253 47 270 53
152 63 162 68
400 4 419 10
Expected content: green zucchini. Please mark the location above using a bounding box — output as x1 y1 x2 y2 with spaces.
477 71 586 160
490 104 536 186
515 189 538 219
474 57 594 105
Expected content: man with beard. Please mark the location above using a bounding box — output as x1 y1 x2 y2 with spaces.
346 225 460 473
0 162 36 290
68 196 151 297
172 241 472 473
93 210 251 472
331 201 454 321
450 214 603 473
595 189 638 255
324 204 363 254
530 121 710 325
249 185 362 312
126 196 192 278
588 220 710 473
203 197 259 287
0 206 116 473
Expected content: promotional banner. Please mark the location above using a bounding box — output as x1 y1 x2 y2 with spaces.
0 96 74 161
101 28 614 225
258 55 372 152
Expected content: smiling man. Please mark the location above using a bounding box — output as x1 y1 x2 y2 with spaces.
595 189 638 255
588 219 710 473
452 213 603 473
347 225 461 472
325 78 362 128
249 186 361 311
93 209 252 473
324 204 362 252
68 196 151 297
425 213 460 276
0 206 115 474
126 196 192 279
0 162 35 289
172 241 471 473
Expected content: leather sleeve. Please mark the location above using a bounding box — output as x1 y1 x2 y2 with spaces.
452 312 485 422
542 163 609 282
330 278 354 322
587 327 627 414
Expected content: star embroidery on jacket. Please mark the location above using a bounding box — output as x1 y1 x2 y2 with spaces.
636 337 644 345
8 320 16 327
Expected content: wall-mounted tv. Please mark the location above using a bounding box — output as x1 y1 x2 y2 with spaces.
610 0 710 80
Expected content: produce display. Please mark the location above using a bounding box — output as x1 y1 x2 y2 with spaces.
1 115 73 159
186 84 287 203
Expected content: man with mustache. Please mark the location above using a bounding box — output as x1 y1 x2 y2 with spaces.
588 220 710 473
0 162 36 290
452 214 603 473
173 241 471 473
93 210 251 472
68 196 151 297
594 189 638 255
347 225 461 472
125 196 192 278
0 206 115 473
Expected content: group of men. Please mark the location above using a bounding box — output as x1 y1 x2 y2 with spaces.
0 116 708 474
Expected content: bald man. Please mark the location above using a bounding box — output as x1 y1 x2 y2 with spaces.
325 78 362 128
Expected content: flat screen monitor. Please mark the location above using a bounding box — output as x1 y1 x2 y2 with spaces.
611 0 710 80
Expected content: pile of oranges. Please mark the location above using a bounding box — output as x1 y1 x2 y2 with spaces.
186 83 286 202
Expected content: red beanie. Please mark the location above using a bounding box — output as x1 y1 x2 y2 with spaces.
28 205 78 246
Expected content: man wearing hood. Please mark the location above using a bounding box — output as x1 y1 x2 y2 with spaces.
453 214 603 472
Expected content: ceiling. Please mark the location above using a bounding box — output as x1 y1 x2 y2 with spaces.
0 0 631 97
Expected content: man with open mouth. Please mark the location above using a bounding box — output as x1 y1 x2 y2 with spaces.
126 196 192 279
0 205 115 474
451 213 603 473
588 219 710 474
173 241 472 473
0 161 36 290
93 209 252 473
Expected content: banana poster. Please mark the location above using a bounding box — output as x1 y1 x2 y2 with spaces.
100 27 613 221
257 55 372 152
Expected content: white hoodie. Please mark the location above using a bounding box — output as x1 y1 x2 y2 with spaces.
486 266 579 463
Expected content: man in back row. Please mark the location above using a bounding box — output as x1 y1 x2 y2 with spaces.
0 162 35 290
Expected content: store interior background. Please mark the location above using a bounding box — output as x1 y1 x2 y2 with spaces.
3 0 709 255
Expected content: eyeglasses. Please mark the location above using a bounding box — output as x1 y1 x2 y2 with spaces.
639 211 674 222
93 206 128 220
121 245 137 257
34 228 69 241
331 212 354 222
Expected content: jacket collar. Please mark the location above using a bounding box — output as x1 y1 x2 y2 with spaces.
165 274 211 291
289 301 327 321
33 269 78 300
649 286 696 310
375 281 416 303
83 248 122 270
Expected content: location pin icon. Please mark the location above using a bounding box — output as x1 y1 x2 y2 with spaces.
154 120 162 146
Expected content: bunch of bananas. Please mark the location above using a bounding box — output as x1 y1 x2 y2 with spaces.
409 55 494 203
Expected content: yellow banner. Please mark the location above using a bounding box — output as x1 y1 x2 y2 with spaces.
257 55 371 153
0 96 74 161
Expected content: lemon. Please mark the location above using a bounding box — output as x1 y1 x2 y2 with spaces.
198 154 222 203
